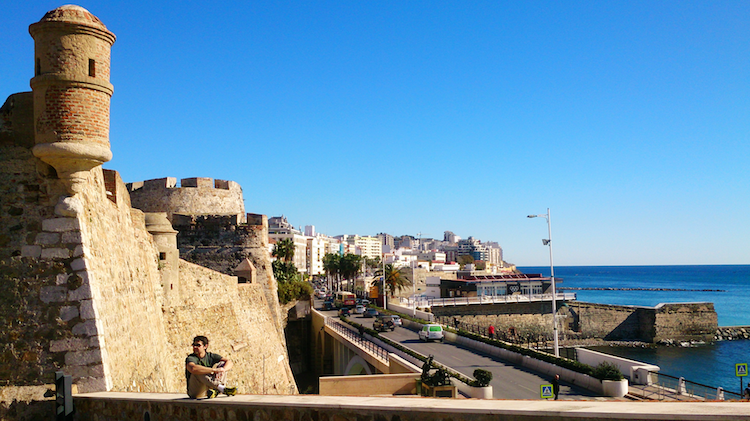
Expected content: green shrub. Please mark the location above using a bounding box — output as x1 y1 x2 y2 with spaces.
592 361 623 381
472 369 493 387
277 279 313 304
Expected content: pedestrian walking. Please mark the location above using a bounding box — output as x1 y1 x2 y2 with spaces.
552 374 560 400
488 325 495 340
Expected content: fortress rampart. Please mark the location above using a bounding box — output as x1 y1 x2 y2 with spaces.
0 7 295 419
127 177 246 223
434 301 717 343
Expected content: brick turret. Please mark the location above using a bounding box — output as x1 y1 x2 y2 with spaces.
29 5 116 195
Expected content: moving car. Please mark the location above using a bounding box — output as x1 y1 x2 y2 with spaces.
363 308 379 318
373 315 396 332
338 307 350 317
354 305 365 314
419 324 444 342
323 300 334 311
391 315 402 326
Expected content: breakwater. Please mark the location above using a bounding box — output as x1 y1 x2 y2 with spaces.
715 326 750 341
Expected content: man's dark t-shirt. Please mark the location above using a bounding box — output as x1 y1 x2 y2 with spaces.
185 352 223 392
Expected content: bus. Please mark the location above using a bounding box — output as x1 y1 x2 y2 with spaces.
334 291 356 308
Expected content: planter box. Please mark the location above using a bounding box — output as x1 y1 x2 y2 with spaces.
602 379 628 397
467 385 493 399
421 382 457 398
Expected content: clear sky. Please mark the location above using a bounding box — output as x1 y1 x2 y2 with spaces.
2 1 748 267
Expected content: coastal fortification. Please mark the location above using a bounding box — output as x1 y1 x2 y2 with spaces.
434 300 717 343
0 6 295 418
127 180 283 327
127 177 246 223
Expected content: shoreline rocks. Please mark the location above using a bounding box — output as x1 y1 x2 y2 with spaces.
715 326 750 342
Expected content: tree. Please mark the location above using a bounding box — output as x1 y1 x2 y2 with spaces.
457 254 474 269
374 263 411 297
339 253 363 291
272 238 295 263
364 256 381 274
322 253 341 291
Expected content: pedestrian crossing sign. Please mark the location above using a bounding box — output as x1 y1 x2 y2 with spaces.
541 384 554 399
736 363 748 377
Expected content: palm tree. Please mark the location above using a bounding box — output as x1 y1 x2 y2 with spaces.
339 253 363 292
322 253 341 291
272 238 295 263
374 263 412 297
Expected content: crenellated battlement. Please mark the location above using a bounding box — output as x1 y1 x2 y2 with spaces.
127 177 246 224
127 177 241 192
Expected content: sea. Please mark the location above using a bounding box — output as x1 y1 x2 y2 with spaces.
517 265 750 393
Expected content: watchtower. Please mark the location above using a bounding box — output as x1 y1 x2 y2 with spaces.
29 5 116 195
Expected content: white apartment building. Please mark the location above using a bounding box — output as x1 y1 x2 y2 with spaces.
418 251 446 263
385 248 417 269
336 235 382 259
306 236 326 276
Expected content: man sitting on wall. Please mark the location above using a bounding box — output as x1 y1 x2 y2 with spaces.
185 335 237 398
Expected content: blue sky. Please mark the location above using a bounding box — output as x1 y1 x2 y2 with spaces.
2 1 748 266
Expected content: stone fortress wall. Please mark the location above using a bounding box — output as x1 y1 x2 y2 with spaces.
434 300 718 343
127 177 246 223
0 7 295 417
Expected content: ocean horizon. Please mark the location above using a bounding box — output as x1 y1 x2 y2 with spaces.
517 264 750 326
517 264 750 391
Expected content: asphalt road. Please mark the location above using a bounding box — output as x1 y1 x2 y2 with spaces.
322 304 602 400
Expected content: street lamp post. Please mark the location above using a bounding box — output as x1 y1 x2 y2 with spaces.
382 253 387 311
528 208 559 358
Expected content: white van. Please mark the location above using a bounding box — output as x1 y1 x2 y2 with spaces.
419 324 444 342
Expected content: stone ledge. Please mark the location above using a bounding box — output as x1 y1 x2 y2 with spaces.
72 392 750 420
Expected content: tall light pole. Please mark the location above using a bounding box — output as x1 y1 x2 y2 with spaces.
528 208 559 358
382 252 387 310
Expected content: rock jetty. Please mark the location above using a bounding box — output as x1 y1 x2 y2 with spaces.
715 326 750 341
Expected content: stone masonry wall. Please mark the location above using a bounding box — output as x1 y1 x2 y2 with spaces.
652 302 717 343
0 111 176 393
165 213 283 330
127 177 246 223
167 261 296 395
1 92 294 397
432 301 717 343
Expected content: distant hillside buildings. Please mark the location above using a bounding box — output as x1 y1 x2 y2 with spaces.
268 217 508 278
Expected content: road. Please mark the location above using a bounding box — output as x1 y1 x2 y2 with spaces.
321 304 602 400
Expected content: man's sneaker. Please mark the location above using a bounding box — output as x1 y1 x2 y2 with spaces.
206 389 219 399
224 386 237 396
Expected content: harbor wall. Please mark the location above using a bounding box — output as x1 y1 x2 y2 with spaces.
431 301 717 343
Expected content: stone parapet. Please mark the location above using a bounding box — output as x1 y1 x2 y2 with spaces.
66 392 750 421
127 177 246 223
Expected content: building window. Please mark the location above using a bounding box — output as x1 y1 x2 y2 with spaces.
159 252 166 260
88 59 96 77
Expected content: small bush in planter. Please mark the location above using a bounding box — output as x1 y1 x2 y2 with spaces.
472 369 493 387
592 361 623 381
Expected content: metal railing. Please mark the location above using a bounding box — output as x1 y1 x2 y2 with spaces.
630 371 743 401
409 292 576 308
325 317 389 362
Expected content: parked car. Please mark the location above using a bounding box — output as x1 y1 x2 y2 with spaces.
419 324 444 342
391 315 402 326
363 308 379 318
373 315 396 332
354 305 365 314
338 307 350 317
